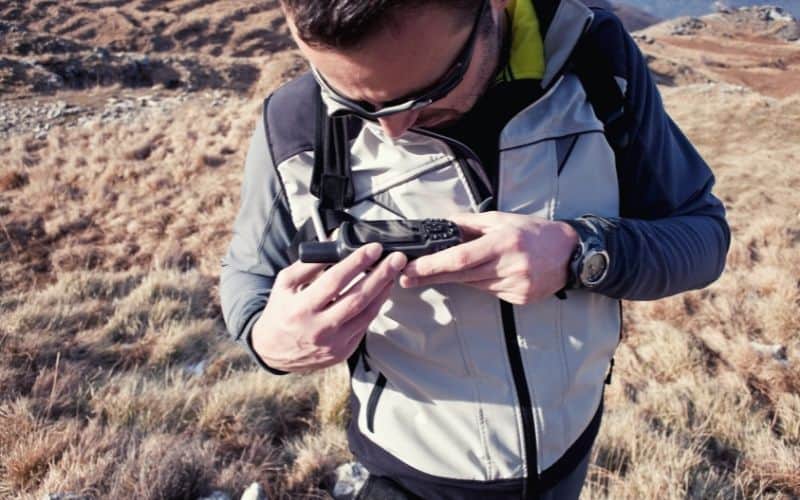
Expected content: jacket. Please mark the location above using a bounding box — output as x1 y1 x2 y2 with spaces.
219 0 730 497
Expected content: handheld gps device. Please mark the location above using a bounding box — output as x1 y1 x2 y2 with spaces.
299 219 462 263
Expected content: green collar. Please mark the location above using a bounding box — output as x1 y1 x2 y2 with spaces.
496 0 546 83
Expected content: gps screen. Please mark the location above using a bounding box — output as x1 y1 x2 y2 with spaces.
349 220 423 244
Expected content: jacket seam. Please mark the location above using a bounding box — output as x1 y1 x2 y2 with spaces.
452 158 480 212
556 297 572 449
556 134 580 176
449 295 494 477
251 194 283 271
365 196 405 219
350 158 455 204
500 128 603 154
263 95 296 226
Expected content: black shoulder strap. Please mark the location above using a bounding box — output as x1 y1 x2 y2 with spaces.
287 92 356 261
310 92 355 210
570 25 633 152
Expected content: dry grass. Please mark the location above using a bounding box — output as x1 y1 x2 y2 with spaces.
0 266 352 498
582 86 800 499
1 3 799 497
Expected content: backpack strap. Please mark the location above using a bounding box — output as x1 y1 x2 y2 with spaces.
570 27 633 152
287 92 356 261
311 91 355 211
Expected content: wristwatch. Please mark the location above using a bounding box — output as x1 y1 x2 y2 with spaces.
564 219 610 289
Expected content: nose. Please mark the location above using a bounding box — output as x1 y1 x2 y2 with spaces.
377 110 420 139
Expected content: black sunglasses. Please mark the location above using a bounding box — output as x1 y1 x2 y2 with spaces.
313 0 490 119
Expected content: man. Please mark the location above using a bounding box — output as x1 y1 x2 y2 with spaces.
219 0 730 498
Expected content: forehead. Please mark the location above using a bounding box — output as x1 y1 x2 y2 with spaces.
290 5 471 104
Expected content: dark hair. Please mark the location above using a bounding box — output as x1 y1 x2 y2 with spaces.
280 0 482 49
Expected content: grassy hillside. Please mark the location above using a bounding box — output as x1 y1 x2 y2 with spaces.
1 2 798 498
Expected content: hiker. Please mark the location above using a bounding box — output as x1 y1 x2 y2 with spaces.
219 0 730 498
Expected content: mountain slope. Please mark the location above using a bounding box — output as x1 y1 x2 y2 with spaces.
619 0 800 18
635 6 800 97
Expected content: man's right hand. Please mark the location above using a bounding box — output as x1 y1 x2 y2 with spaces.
251 243 407 373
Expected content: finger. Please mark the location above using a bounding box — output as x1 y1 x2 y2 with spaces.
276 260 328 290
325 279 395 365
463 277 530 304
325 252 406 323
334 278 395 357
463 277 506 293
447 211 501 237
399 259 499 288
305 242 384 309
402 234 496 279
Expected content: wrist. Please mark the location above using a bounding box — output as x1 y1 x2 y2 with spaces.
249 312 290 375
560 216 611 290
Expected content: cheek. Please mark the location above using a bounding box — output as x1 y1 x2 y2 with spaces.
438 36 499 111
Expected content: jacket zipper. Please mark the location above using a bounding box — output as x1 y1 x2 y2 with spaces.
501 301 538 498
366 372 387 433
410 128 539 498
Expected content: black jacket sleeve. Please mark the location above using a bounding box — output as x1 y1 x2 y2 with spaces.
575 10 731 300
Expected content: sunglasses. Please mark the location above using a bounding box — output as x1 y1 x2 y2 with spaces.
313 0 490 119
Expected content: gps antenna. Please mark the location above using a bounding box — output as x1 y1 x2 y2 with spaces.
299 241 341 263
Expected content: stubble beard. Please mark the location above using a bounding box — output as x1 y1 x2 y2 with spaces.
416 13 506 130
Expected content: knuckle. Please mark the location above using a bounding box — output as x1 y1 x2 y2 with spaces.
285 307 306 325
313 324 334 342
518 282 535 302
379 261 399 280
507 229 526 252
323 266 345 285
355 248 375 267
343 294 369 317
274 269 290 287
514 258 533 276
453 252 471 269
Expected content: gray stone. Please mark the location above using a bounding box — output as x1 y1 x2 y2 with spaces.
332 462 370 500
198 492 231 500
750 341 788 363
240 482 266 500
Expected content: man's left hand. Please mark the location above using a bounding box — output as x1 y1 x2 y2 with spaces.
399 211 579 305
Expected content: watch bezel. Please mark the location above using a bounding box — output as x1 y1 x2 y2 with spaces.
579 248 610 287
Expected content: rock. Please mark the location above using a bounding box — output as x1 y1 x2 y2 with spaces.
185 360 206 376
670 17 707 36
240 482 266 500
332 462 370 500
756 6 795 23
750 341 788 363
714 1 732 14
198 492 231 500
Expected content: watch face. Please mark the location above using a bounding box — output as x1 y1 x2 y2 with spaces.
581 251 608 285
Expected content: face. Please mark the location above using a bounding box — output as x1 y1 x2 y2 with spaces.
287 1 508 139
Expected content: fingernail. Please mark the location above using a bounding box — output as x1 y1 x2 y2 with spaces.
399 275 415 288
389 252 407 271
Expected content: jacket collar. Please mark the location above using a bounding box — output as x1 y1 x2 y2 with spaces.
535 0 595 87
496 0 546 83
